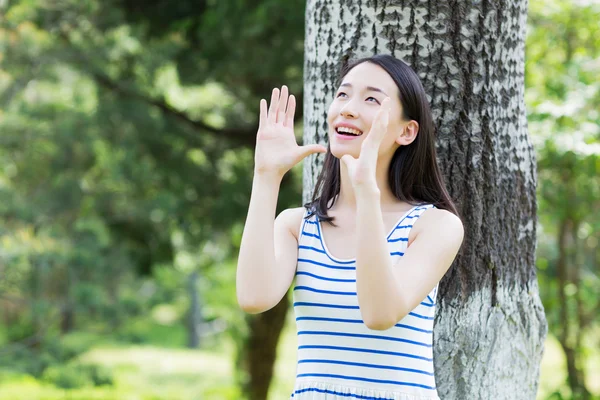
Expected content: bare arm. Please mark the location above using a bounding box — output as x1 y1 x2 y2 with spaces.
236 196 304 313
341 98 463 329
354 193 463 330
236 86 326 314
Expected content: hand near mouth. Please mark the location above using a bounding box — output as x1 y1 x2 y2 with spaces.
254 86 327 180
340 97 391 192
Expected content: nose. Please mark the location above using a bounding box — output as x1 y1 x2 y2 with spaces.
340 99 359 119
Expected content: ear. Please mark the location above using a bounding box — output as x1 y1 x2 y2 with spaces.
395 120 419 146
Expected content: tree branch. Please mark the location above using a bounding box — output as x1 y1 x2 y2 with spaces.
90 71 257 148
53 30 257 148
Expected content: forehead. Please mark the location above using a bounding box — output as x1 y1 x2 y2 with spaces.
340 62 398 95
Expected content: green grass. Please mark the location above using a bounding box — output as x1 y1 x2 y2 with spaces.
0 344 240 400
0 317 597 400
81 346 239 399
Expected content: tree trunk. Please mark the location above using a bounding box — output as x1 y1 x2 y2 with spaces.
60 303 74 334
556 218 590 399
303 1 547 399
60 262 75 334
242 295 290 400
29 256 43 348
187 270 201 348
572 223 590 400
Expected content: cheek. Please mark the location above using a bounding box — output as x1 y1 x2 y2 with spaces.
326 106 338 134
382 121 403 146
327 102 338 122
387 120 401 136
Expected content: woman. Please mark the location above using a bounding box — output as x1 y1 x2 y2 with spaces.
236 54 464 400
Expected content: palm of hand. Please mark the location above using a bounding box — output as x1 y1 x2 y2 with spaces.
255 86 326 178
256 115 297 160
341 98 391 188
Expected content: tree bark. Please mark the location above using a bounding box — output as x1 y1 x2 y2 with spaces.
60 261 75 334
187 270 201 348
60 303 74 334
572 223 590 400
557 218 590 400
29 256 43 348
242 295 290 400
303 1 547 399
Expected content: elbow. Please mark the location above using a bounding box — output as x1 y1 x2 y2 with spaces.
239 302 267 314
236 292 273 314
362 307 409 331
364 319 396 331
363 314 399 331
237 296 266 314
236 277 268 314
359 296 407 330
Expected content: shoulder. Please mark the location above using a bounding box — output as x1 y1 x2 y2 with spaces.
276 207 307 240
410 207 464 246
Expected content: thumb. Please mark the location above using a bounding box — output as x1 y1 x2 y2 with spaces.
298 144 327 159
340 154 356 169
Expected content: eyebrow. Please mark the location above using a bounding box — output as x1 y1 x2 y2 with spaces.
340 83 388 96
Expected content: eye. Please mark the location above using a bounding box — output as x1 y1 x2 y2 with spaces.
366 96 380 104
336 91 348 98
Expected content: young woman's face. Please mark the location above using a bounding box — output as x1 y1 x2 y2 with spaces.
327 62 405 160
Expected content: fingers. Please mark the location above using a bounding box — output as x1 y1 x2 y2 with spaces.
306 144 327 154
363 98 391 150
259 99 267 129
284 94 296 128
268 88 280 124
267 86 294 125
278 86 289 124
373 97 391 137
297 144 327 161
340 154 356 169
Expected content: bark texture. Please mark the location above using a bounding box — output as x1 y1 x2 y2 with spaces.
187 271 201 348
303 1 547 399
557 218 591 399
242 295 290 400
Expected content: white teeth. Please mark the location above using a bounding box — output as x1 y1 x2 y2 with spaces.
336 127 362 135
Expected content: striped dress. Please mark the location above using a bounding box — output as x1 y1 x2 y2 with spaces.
291 204 440 400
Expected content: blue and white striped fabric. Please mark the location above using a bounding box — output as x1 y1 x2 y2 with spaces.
291 204 440 400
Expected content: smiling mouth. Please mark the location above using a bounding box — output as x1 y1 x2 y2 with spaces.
335 127 363 136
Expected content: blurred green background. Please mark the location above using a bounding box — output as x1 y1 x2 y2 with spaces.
0 0 598 399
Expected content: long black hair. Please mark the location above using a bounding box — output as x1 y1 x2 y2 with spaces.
304 54 458 223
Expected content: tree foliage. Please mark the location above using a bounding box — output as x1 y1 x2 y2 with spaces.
526 0 600 398
0 0 306 387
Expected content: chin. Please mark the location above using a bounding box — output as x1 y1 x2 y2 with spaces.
329 143 360 160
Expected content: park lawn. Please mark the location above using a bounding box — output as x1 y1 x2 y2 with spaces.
0 320 597 400
81 346 236 399
0 344 241 400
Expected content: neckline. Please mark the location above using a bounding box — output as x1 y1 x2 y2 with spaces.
315 204 424 263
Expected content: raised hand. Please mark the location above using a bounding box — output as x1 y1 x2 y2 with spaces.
254 86 327 180
340 97 391 191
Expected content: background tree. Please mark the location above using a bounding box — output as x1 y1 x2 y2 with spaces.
528 1 600 398
303 1 547 398
0 0 305 395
